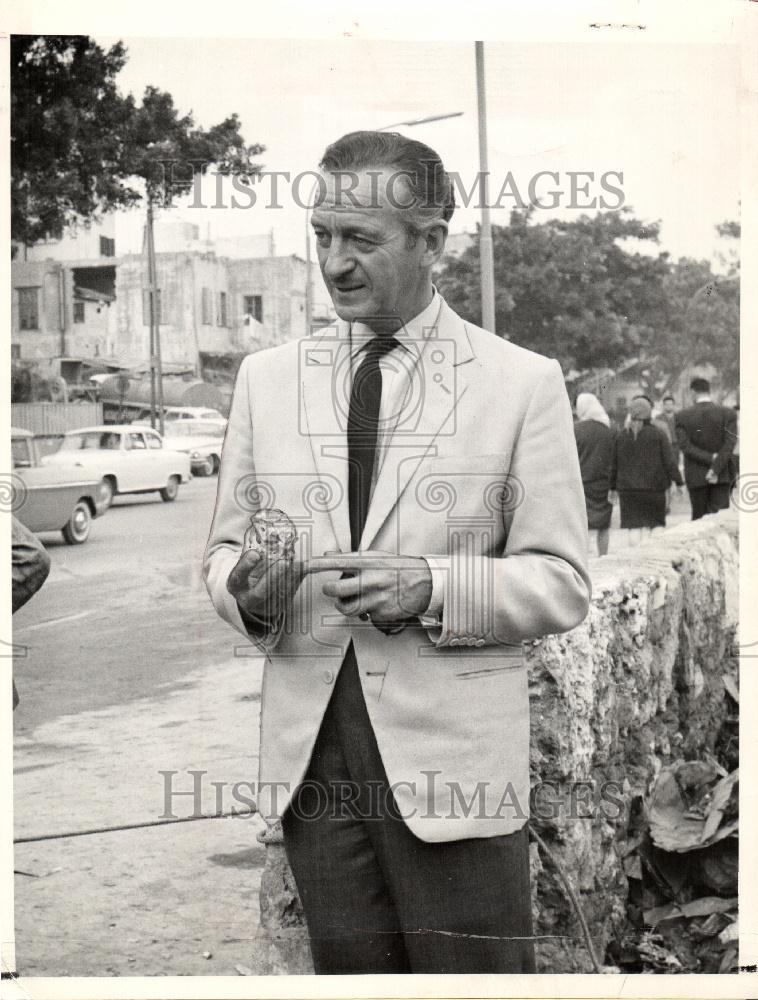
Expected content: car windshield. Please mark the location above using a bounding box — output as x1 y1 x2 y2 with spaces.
61 431 121 451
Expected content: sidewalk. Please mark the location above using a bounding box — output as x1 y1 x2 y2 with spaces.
13 651 267 977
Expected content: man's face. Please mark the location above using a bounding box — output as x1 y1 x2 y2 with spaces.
663 399 675 414
311 168 431 330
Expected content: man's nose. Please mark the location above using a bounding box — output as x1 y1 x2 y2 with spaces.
323 241 354 281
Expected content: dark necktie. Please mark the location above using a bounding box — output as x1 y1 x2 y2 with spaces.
347 336 399 550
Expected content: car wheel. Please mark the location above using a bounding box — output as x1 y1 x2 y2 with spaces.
62 501 92 544
196 456 214 477
98 477 115 510
160 475 180 501
211 454 220 475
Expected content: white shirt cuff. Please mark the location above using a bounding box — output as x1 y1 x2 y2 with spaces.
420 556 446 619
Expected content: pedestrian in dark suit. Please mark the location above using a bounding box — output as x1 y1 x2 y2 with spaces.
657 395 680 515
675 377 736 520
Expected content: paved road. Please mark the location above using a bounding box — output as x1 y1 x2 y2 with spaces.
12 475 269 978
12 476 238 735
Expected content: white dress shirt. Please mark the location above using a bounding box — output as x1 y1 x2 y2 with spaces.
347 288 445 618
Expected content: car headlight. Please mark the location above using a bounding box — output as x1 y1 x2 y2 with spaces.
190 451 201 459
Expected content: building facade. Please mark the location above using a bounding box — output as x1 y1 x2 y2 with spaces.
11 219 334 391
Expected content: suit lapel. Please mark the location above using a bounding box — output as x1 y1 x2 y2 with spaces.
300 323 352 554
360 299 476 550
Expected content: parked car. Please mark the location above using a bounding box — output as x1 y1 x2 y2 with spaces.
41 425 191 508
132 406 227 427
159 421 226 476
12 427 105 544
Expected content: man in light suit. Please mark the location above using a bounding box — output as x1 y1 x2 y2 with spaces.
204 131 591 974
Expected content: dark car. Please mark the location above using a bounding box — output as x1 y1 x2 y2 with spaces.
12 427 106 544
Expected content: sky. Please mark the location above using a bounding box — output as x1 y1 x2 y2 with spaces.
100 36 740 268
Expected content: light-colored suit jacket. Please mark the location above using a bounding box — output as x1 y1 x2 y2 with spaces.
204 297 591 841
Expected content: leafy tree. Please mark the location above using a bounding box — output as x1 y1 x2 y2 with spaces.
11 35 137 248
11 35 264 250
123 85 263 207
436 207 670 372
657 253 739 390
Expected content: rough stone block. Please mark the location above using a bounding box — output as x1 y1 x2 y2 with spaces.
249 510 738 974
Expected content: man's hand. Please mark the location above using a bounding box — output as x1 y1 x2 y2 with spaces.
227 549 305 622
314 552 433 623
705 468 718 485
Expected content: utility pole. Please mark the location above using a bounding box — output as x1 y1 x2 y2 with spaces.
475 41 498 336
146 198 165 436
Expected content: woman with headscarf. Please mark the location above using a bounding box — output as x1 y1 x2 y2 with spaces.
574 392 614 556
610 397 683 545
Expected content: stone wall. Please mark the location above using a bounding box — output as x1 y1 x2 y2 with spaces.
248 509 739 974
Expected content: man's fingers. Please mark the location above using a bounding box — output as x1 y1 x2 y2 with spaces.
306 553 419 575
334 597 364 617
227 549 262 589
322 577 362 600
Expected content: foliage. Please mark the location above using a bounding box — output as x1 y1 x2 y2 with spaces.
122 86 263 205
657 256 739 389
11 36 136 246
436 208 739 388
11 35 264 246
436 207 670 372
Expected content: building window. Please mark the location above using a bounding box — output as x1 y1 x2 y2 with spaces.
11 343 21 359
201 287 212 325
142 289 163 325
100 236 116 257
217 291 228 327
243 294 263 324
73 301 85 323
18 287 40 330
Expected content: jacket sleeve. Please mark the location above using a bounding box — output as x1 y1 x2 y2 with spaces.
609 432 618 491
203 356 286 652
433 360 591 647
12 516 51 614
675 415 714 467
712 408 737 478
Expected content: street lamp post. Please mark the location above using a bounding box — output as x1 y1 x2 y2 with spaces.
304 111 464 335
475 41 497 337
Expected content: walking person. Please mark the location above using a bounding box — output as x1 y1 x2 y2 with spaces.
658 395 679 458
574 392 614 556
656 395 680 513
610 397 683 545
675 377 736 520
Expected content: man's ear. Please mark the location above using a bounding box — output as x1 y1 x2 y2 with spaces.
420 223 448 267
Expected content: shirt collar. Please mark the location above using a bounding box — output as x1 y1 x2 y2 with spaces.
349 288 441 360
695 394 712 403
